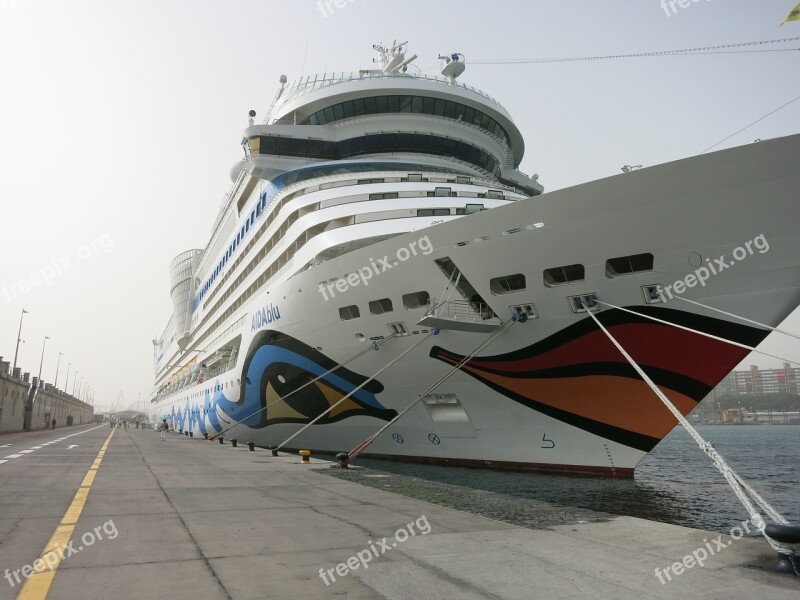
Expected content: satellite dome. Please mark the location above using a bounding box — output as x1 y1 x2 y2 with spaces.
229 158 247 183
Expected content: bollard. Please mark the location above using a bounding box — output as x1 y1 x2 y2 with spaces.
299 450 311 464
218 437 224 444
336 452 350 469
189 431 193 438
232 439 238 448
204 433 208 440
248 442 255 451
179 430 183 434
184 431 189 437
271 449 278 457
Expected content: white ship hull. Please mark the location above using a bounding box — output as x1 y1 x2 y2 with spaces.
152 134 800 476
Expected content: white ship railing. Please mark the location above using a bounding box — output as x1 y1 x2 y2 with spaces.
273 71 509 120
425 297 495 322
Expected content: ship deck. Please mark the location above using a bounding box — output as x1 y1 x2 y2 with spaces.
0 424 796 599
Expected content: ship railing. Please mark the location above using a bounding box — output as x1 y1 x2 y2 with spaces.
277 71 508 114
425 297 495 322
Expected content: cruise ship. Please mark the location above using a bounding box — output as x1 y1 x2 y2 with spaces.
151 42 800 476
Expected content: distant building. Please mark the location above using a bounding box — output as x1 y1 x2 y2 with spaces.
709 363 799 401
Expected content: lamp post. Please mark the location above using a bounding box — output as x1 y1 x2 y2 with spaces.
37 335 50 381
72 372 79 396
11 308 28 374
64 362 72 392
54 352 63 390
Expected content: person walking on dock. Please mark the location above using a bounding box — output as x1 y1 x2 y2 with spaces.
160 419 168 441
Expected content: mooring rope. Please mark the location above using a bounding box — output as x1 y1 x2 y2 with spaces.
595 300 800 365
209 334 398 441
348 316 519 462
273 331 435 451
670 295 800 342
580 300 793 557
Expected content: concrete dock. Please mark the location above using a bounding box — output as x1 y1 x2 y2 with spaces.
0 424 796 600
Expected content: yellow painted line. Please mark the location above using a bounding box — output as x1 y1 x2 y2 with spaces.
80 470 96 487
16 427 116 600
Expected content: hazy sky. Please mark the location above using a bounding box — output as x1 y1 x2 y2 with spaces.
1 1 798 412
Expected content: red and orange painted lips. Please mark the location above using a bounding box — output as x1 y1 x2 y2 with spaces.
430 306 768 452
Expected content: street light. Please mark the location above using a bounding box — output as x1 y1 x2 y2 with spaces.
11 308 28 374
64 362 72 392
37 335 50 381
72 371 79 396
54 352 63 389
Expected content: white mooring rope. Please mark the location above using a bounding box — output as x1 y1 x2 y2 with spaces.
211 333 398 441
580 300 793 558
595 300 800 366
275 331 435 451
670 295 800 342
348 316 519 461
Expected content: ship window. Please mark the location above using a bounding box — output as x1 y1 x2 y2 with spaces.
333 104 344 120
339 305 360 321
256 134 501 178
369 298 393 315
465 203 484 213
544 264 586 286
387 95 400 112
342 100 355 118
487 190 504 199
407 173 423 182
463 106 475 124
376 96 388 113
308 113 319 125
365 96 377 114
434 187 452 197
606 253 654 277
403 291 430 309
398 95 412 112
490 274 526 295
456 208 466 215
422 96 435 114
456 176 471 184
444 101 456 119
358 178 384 184
353 97 365 115
324 107 335 122
411 96 423 113
369 192 399 200
433 98 446 116
419 208 450 216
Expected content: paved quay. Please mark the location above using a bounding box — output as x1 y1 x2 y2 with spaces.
0 425 797 600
